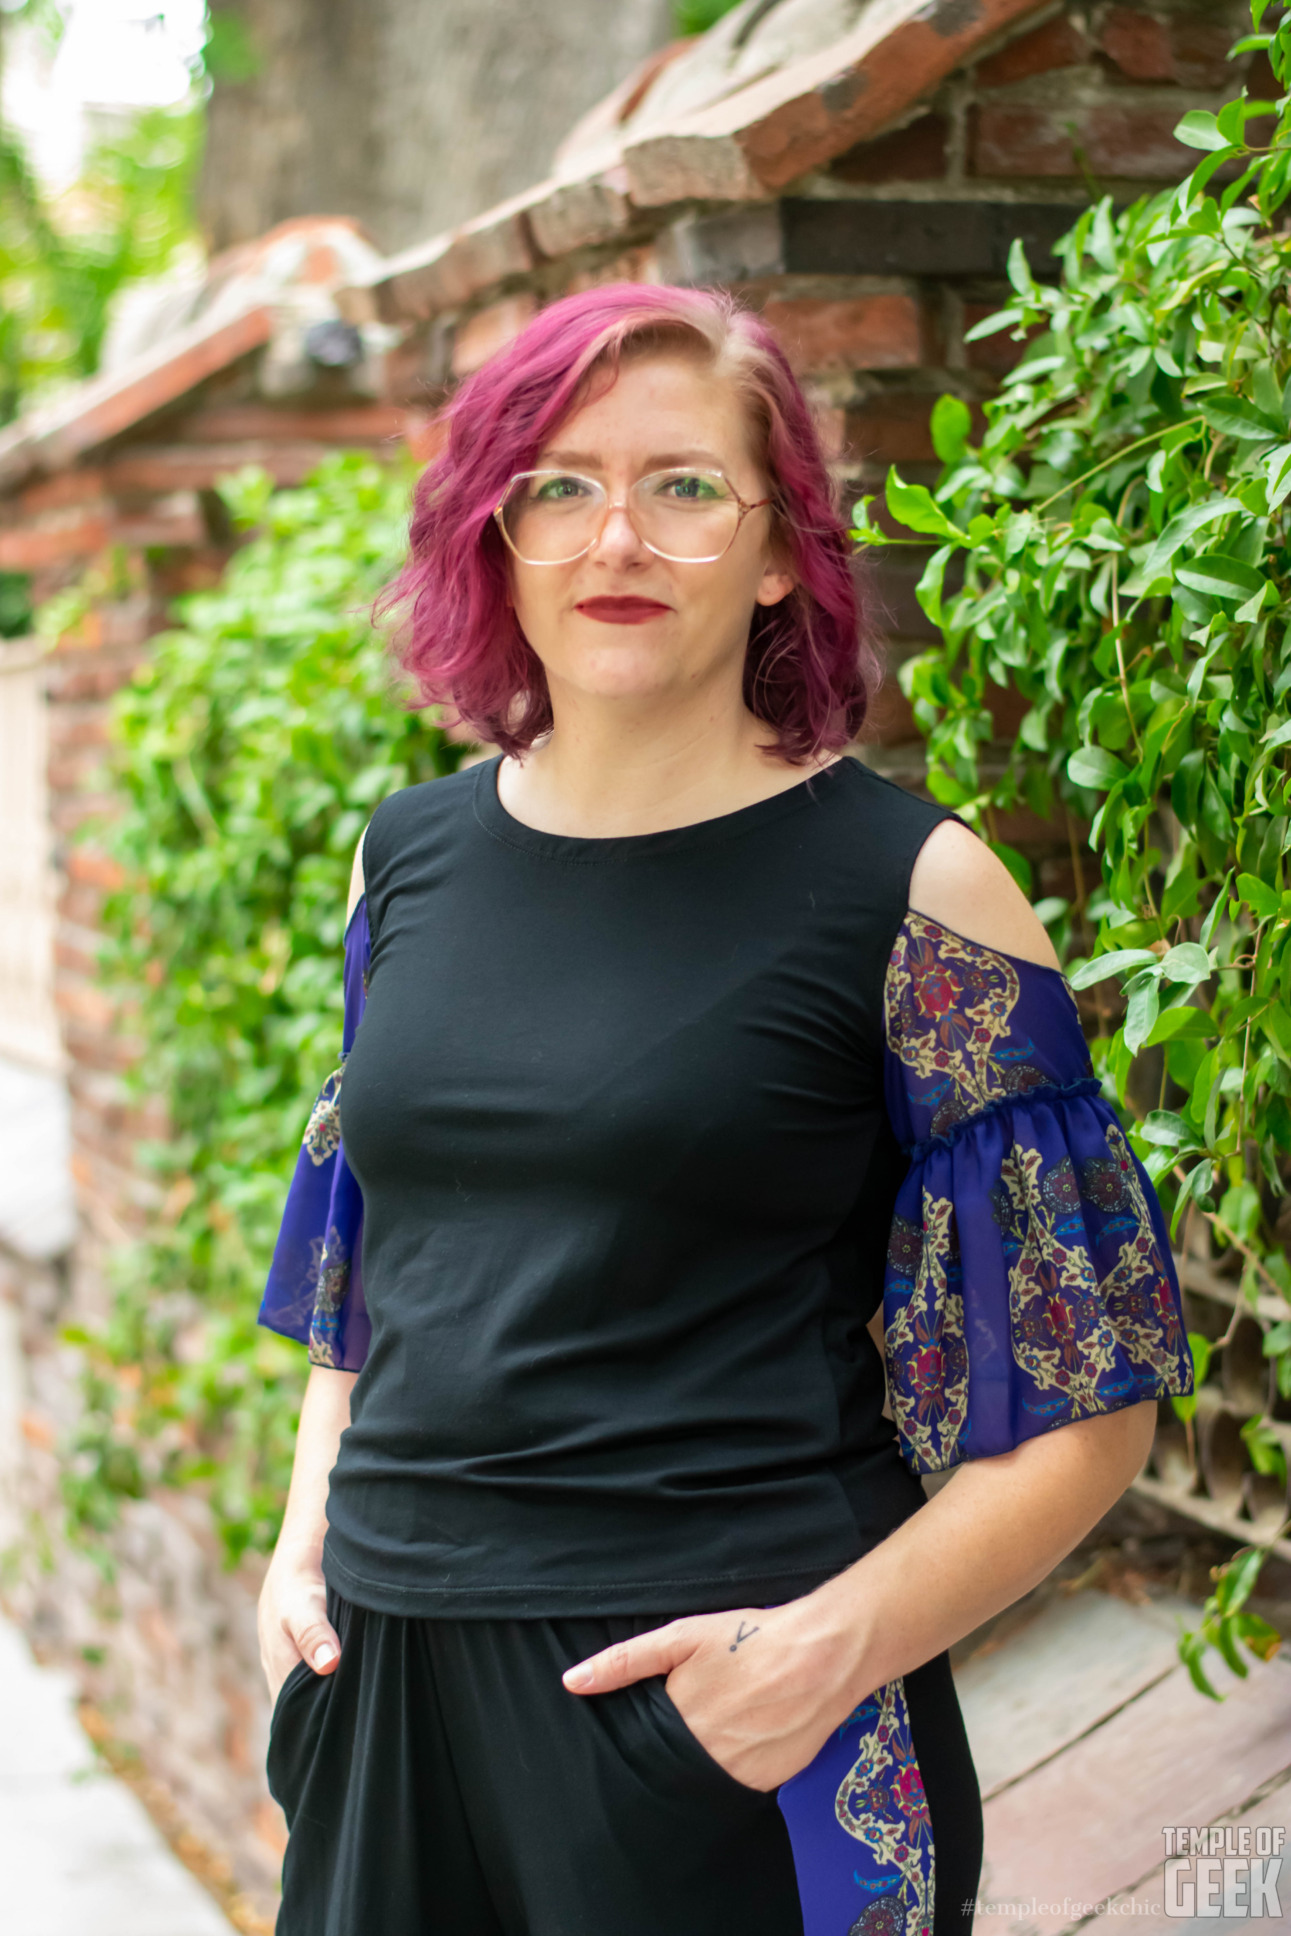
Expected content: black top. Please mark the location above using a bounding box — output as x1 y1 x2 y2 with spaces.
326 753 954 1617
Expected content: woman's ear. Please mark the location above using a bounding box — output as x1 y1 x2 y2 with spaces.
754 558 796 608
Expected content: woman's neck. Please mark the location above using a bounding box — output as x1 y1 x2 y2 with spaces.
495 696 837 841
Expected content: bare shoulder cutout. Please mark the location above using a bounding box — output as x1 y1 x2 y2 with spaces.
345 824 367 926
907 819 1062 973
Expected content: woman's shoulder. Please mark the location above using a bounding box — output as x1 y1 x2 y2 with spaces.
345 762 482 922
906 817 1061 973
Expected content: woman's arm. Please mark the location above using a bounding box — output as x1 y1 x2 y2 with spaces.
560 821 1160 1789
258 1363 358 1699
257 828 369 1702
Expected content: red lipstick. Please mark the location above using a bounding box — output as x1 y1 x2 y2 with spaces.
575 596 671 624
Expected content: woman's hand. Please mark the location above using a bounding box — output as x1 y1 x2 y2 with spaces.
561 1402 1157 1791
258 1547 341 1705
561 1595 865 1792
257 1363 356 1704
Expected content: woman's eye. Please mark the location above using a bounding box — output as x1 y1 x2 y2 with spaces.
533 475 591 502
659 473 721 501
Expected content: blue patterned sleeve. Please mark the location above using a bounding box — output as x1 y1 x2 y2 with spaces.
258 898 371 1371
880 911 1193 1473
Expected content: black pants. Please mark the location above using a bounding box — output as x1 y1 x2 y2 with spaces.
269 1585 982 1936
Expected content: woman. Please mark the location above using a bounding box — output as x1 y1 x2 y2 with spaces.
257 284 1192 1936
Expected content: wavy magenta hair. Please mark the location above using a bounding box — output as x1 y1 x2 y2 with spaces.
381 283 876 761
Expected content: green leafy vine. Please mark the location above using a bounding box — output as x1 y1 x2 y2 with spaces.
854 0 1291 1695
73 454 461 1567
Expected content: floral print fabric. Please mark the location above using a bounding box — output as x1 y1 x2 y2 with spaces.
882 912 1193 1473
258 899 371 1371
777 1674 935 1936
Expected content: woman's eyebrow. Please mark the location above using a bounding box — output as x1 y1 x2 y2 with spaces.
537 448 730 471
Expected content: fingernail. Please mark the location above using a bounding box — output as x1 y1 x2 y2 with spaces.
314 1644 337 1669
564 1664 593 1690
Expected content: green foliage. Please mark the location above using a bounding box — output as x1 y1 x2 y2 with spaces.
854 1 1291 1674
1178 1546 1282 1700
0 569 32 636
78 454 461 1565
0 102 201 421
672 0 744 37
201 9 264 85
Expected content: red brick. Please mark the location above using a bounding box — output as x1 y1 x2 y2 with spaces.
761 296 938 374
65 848 126 892
14 468 106 518
45 658 137 703
830 114 949 185
976 15 1090 87
528 173 630 259
377 196 535 322
1100 8 1234 88
171 404 408 443
111 501 205 550
0 514 110 570
46 708 108 754
450 295 540 378
105 444 355 494
56 979 119 1032
969 102 1193 180
564 244 663 295
963 302 1044 376
845 393 940 468
627 0 1043 201
863 673 920 747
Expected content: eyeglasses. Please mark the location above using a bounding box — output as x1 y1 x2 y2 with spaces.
493 468 770 567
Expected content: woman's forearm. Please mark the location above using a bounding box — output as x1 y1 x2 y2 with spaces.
805 1398 1158 1692
275 1363 357 1565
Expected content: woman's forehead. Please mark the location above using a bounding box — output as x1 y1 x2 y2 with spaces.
541 353 756 466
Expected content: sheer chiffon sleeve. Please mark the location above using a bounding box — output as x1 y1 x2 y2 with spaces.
881 911 1193 1474
257 898 371 1371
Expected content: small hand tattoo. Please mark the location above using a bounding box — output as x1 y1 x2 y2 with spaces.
729 1619 760 1653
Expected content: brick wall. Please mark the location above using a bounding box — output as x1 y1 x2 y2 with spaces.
0 361 409 1929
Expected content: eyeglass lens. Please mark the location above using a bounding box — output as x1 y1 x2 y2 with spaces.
499 469 742 564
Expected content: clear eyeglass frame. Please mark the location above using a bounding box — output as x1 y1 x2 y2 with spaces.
492 467 771 567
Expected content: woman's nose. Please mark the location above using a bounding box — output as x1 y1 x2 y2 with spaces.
589 500 648 563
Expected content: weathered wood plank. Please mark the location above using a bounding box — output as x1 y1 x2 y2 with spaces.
956 1590 1188 1800
977 1656 1291 1936
1094 1775 1291 1936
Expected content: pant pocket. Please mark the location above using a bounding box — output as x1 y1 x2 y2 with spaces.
266 1660 329 1825
268 1659 313 1739
642 1673 771 1801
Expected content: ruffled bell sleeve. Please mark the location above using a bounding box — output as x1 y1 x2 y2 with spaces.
882 912 1193 1474
258 898 371 1371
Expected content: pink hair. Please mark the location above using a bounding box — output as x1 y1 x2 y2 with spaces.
381 283 876 761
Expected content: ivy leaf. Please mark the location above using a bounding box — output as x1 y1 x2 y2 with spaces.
1067 948 1161 989
1174 110 1235 151
1238 872 1282 922
1265 443 1291 509
915 543 954 629
930 395 972 464
1124 972 1162 1054
849 495 893 547
1199 395 1283 441
1146 1005 1214 1045
1158 943 1214 986
1138 498 1234 583
1138 1110 1191 1147
884 469 967 542
1174 552 1265 602
1067 745 1130 789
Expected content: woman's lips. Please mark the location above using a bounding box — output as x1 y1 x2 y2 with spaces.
575 596 672 624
